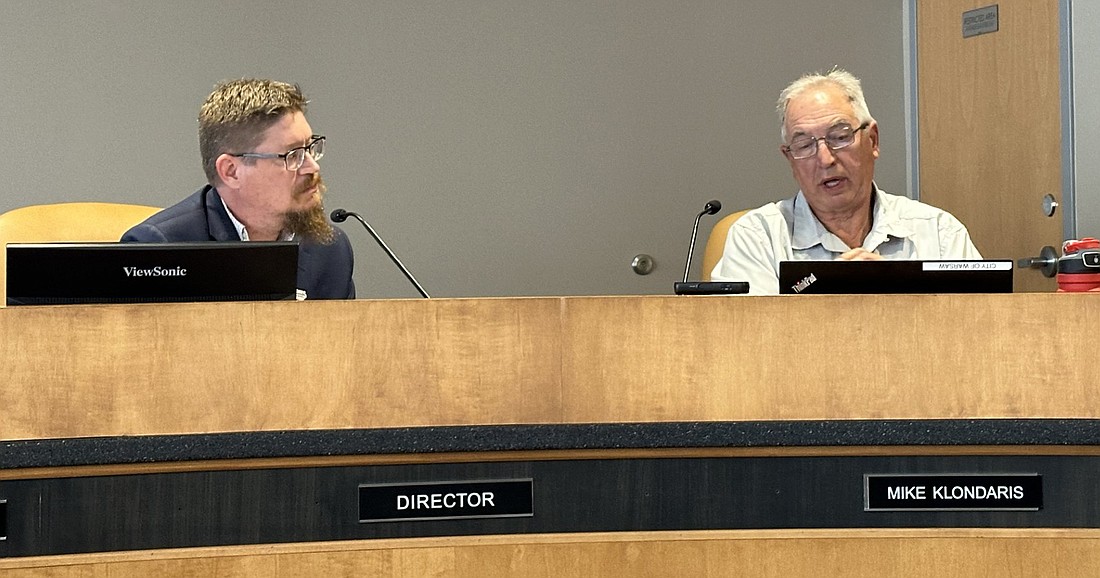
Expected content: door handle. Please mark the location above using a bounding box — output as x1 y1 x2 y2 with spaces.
1016 245 1058 278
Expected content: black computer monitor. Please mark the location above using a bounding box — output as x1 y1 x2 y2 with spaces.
6 242 299 305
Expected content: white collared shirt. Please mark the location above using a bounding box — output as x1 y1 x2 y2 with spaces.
710 186 983 295
220 197 250 241
220 197 295 242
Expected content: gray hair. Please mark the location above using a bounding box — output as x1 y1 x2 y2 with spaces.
776 67 874 142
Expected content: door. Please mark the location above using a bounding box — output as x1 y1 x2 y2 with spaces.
917 0 1064 292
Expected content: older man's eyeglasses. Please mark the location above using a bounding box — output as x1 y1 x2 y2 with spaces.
230 135 326 171
782 123 868 160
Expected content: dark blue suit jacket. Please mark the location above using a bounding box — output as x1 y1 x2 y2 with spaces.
121 185 355 299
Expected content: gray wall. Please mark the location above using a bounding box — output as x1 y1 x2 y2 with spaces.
1070 0 1100 238
0 1 906 298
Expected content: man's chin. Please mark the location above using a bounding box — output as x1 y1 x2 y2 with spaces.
284 205 335 244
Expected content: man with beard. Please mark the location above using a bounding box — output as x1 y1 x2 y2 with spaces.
710 67 980 294
123 78 354 299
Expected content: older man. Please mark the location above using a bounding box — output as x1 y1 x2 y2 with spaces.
711 68 980 294
122 78 354 299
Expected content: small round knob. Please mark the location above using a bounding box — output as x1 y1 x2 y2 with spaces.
631 254 655 275
1042 194 1059 217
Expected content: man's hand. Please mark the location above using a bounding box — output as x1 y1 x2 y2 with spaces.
836 248 883 261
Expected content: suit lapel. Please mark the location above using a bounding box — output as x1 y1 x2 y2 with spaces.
202 186 241 242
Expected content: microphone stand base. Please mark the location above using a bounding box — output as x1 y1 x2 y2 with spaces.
673 281 750 295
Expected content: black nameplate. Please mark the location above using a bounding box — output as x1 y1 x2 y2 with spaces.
359 479 533 523
865 473 1042 511
1 499 6 541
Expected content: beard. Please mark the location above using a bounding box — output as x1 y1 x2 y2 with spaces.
282 176 335 244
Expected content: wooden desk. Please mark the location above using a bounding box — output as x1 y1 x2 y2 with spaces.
2 293 1098 440
1 295 1098 576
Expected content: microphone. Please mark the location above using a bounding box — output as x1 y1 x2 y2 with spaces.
680 200 722 283
330 208 431 298
672 200 748 295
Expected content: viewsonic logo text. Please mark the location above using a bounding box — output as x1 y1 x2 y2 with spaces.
122 266 187 277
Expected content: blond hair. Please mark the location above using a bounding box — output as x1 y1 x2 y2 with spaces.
198 78 308 184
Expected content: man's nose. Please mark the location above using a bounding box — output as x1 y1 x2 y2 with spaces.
298 152 321 173
814 140 838 166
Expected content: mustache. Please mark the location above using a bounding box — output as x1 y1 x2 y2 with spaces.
297 174 324 196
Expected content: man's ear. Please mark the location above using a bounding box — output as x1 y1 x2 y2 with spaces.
214 153 243 189
779 145 798 179
868 122 880 159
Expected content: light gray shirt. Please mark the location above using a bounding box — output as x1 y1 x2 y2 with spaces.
710 186 983 295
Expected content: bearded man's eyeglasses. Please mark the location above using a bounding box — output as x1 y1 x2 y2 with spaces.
230 135 326 171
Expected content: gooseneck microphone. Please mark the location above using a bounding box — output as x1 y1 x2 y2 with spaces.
672 200 748 295
680 200 722 284
331 208 430 298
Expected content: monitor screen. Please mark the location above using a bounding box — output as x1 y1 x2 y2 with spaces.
6 242 299 305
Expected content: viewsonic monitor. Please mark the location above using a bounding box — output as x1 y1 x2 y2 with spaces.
6 242 299 305
778 260 1013 295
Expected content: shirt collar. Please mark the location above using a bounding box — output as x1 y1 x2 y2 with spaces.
864 184 915 248
220 197 250 241
791 190 847 252
219 197 295 242
791 183 914 252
